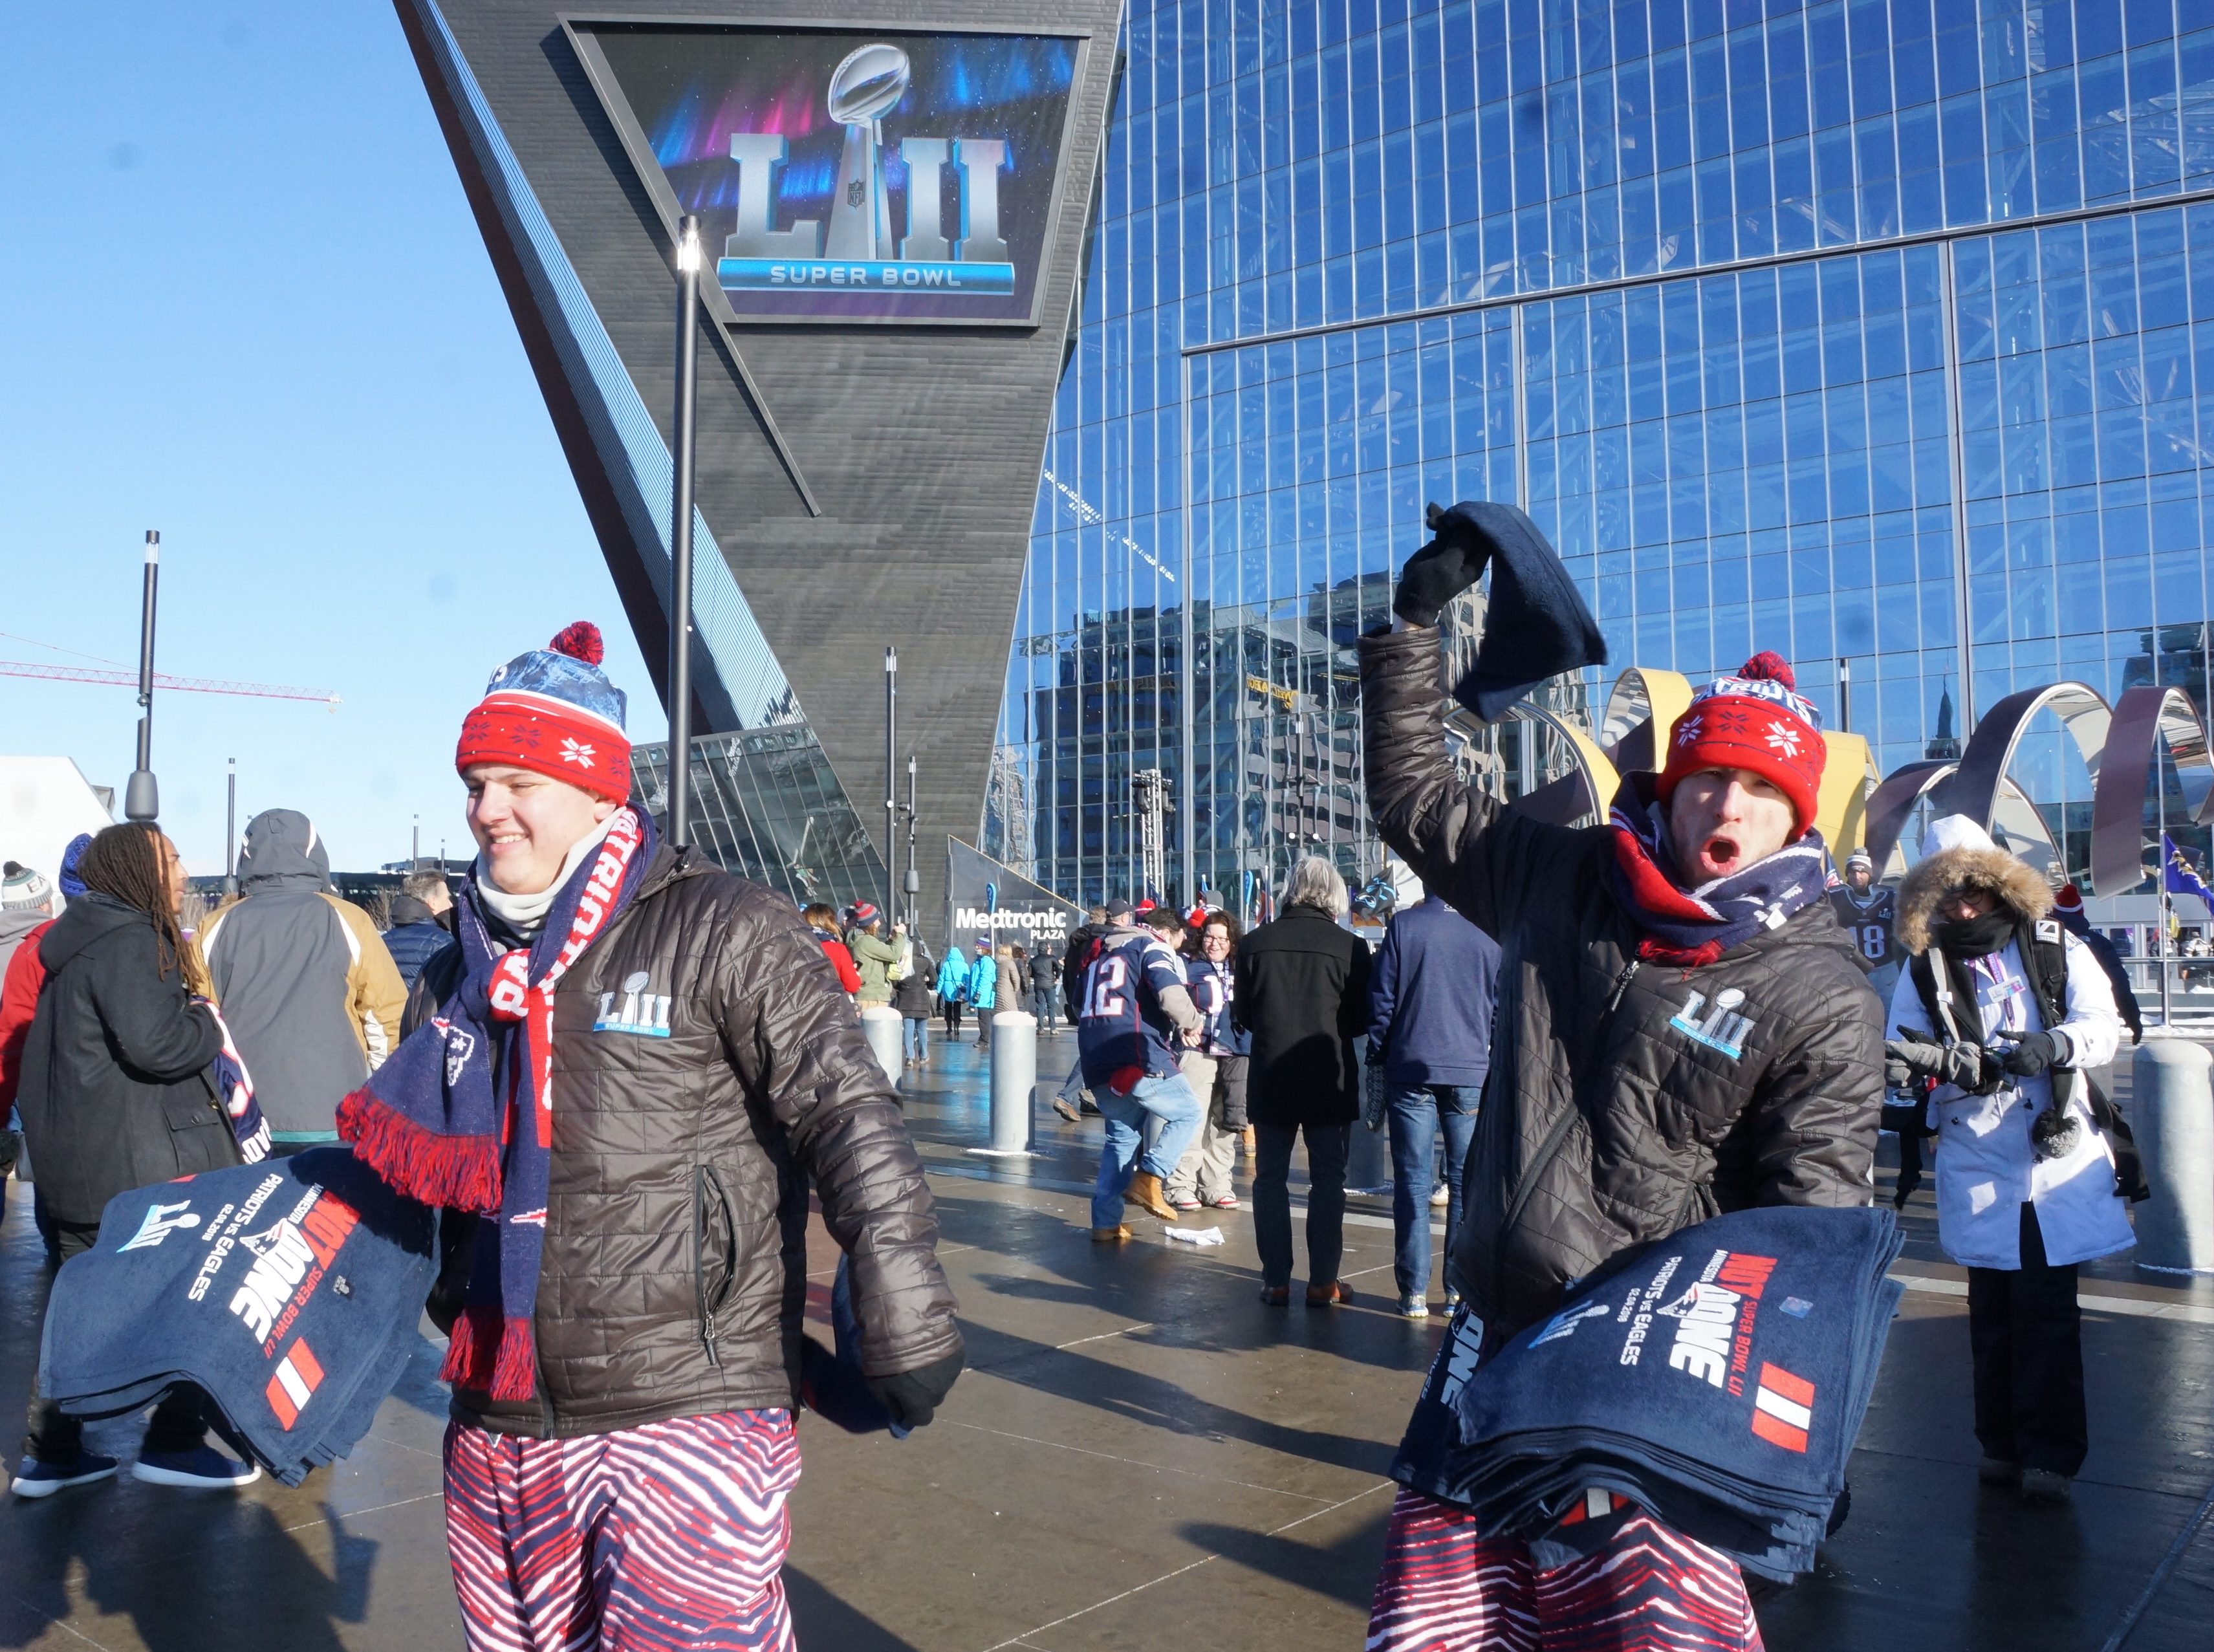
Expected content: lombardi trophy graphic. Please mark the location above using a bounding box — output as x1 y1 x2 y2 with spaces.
715 38 1025 299
824 43 908 259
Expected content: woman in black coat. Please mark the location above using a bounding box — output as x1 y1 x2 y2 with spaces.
12 823 254 1498
1234 856 1372 1307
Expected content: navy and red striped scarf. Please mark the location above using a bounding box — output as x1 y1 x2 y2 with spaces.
338 807 655 1400
1603 777 1828 967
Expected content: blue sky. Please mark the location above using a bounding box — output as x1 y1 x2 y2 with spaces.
1 3 664 876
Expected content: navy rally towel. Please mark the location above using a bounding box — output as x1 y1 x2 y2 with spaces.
1451 1206 1902 1497
1391 1206 1902 1579
39 1148 435 1484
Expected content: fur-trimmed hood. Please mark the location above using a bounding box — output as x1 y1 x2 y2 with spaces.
1897 844 2053 954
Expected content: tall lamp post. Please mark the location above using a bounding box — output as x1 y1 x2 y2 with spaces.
884 647 898 924
666 214 703 849
124 530 160 822
904 753 920 931
223 758 238 898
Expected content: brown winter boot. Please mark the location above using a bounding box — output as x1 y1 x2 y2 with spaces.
1123 1171 1180 1222
1091 1224 1133 1243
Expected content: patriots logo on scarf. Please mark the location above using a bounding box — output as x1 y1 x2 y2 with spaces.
432 1019 477 1088
337 806 657 1401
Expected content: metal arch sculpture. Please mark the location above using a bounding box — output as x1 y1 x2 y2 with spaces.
1934 681 2112 874
1597 669 1693 776
2094 686 2214 891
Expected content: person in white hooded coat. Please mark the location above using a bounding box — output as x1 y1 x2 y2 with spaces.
1885 815 2131 1506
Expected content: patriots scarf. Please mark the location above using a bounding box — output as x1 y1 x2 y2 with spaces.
1604 777 1827 966
337 807 654 1400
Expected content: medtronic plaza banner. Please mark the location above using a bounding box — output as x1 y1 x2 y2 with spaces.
946 838 1080 961
572 19 1083 325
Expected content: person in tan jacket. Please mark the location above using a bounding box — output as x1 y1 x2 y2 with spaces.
199 809 403 1149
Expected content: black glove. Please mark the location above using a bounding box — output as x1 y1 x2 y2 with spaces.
1392 501 1493 627
866 1349 964 1429
2001 1030 2061 1077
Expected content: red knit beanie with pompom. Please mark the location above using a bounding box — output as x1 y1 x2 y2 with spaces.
454 622 632 804
1655 652 1828 836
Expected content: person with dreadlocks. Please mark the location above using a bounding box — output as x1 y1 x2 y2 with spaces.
1358 504 1882 1650
12 823 259 1497
347 623 961 1650
1884 816 2134 1508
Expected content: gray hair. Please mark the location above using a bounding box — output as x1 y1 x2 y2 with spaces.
1282 855 1349 915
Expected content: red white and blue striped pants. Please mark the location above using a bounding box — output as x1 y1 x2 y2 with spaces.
444 1409 802 1652
1365 1486 1763 1652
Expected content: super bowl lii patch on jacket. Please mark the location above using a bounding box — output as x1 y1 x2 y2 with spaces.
594 970 671 1037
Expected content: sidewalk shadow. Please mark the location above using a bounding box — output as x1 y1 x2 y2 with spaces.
785 1565 924 1651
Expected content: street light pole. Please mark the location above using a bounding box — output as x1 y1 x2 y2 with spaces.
124 530 160 822
904 752 920 929
224 757 237 898
666 214 702 851
884 647 898 924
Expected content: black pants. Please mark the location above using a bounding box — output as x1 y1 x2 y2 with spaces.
942 999 964 1038
25 1220 210 1464
1966 1202 2087 1477
1252 1123 1350 1289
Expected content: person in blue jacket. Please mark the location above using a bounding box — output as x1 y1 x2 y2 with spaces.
935 944 970 1040
964 938 998 1043
1367 886 1502 1319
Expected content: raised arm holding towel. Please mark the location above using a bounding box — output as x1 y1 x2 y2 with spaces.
1362 503 1882 1651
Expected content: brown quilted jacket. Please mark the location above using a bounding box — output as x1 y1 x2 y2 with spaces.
1361 627 1880 1332
408 845 961 1437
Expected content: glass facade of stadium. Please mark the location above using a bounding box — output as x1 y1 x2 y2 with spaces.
988 0 2214 913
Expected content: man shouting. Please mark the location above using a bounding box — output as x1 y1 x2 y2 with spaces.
1359 505 1880 1651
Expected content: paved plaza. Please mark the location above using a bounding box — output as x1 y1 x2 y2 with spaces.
0 1034 2206 1651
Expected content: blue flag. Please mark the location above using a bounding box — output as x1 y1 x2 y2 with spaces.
2162 833 2214 914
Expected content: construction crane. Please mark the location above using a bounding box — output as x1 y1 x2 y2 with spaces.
0 659 338 708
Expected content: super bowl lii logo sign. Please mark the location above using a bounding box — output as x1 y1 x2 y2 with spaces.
724 44 1014 298
582 25 1082 323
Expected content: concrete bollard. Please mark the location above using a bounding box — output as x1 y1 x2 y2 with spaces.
858 1005 904 1089
2134 1037 2214 1273
987 1011 1037 1155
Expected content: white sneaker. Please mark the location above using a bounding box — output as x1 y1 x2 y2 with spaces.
1429 1184 1450 1208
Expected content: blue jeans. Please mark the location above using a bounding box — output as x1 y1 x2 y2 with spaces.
1387 1083 1480 1300
902 1017 929 1061
1253 1122 1351 1289
1090 1072 1204 1228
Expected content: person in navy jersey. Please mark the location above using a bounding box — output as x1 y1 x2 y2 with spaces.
1367 884 1502 1318
1166 911 1250 1211
1078 901 1206 1240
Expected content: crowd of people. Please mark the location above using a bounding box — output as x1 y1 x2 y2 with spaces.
0 499 2160 1649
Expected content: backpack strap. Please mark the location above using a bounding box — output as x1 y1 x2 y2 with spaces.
2020 917 2151 1202
1908 950 1971 1045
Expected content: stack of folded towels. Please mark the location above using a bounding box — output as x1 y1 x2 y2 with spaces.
39 1148 436 1486
1438 1205 1904 1580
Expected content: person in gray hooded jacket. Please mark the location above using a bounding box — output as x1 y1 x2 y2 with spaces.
199 810 405 1149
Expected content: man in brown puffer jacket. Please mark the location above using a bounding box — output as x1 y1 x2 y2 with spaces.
1358 506 1880 1652
362 623 961 1651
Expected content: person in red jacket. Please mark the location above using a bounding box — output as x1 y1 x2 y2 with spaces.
1 836 90 1255
804 902 862 995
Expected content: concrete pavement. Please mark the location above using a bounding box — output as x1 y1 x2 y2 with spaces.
0 1030 2204 1649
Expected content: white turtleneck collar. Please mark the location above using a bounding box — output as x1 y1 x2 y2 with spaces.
473 812 618 942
